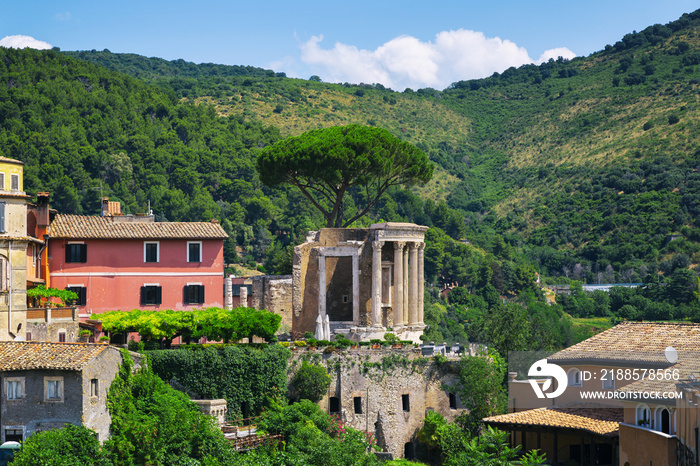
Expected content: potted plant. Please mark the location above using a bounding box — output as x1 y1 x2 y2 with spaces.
78 329 92 342
370 339 382 349
307 338 318 350
384 332 401 348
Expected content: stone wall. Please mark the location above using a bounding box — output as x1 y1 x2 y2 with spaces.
251 275 293 335
25 307 79 342
290 348 465 459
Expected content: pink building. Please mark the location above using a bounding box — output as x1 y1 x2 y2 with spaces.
46 212 228 319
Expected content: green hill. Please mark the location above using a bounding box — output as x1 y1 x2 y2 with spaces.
3 9 700 291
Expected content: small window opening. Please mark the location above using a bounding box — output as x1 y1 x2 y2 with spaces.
354 396 363 414
90 379 99 397
58 331 66 343
329 397 340 413
343 295 349 303
449 393 457 409
402 394 410 412
4 428 22 442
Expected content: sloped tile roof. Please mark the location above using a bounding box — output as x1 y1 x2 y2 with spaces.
483 404 623 437
617 359 700 396
49 214 228 240
549 321 700 365
0 341 110 371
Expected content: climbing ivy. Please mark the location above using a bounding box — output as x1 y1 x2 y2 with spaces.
146 344 290 420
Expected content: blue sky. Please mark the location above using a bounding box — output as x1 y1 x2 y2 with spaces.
2 1 698 90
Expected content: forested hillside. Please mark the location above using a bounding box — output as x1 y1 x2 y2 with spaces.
63 9 700 287
3 9 700 345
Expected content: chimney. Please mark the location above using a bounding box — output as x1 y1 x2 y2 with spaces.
101 197 121 217
37 192 50 227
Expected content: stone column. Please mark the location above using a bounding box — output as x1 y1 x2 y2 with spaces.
393 242 405 328
403 246 409 324
224 276 233 310
318 253 326 318
418 243 425 325
371 240 384 328
408 242 419 326
239 285 248 308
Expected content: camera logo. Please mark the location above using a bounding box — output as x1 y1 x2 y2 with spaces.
528 358 567 399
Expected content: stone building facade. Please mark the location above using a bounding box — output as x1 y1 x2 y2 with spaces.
293 223 428 342
0 342 142 443
0 157 41 341
294 349 463 459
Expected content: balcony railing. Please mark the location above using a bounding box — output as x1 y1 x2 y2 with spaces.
26 306 78 322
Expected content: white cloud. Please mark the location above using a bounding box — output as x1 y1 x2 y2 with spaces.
0 35 52 50
536 47 577 64
298 30 576 91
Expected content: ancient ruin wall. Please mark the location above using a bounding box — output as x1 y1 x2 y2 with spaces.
290 349 464 459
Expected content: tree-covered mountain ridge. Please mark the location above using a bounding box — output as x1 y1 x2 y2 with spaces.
65 9 700 281
0 8 697 289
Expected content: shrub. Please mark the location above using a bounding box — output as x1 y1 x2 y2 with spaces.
10 424 110 466
289 361 331 402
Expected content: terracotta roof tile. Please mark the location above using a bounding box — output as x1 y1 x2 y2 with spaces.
49 214 228 240
0 341 110 371
549 321 700 365
483 404 623 437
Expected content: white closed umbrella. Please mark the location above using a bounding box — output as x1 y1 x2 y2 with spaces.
323 314 331 341
315 314 324 340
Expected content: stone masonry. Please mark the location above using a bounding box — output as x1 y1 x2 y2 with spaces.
290 348 464 459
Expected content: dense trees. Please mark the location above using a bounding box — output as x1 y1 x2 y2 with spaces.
106 351 234 465
257 125 433 227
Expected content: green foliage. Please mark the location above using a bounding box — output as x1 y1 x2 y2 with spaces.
455 351 507 437
289 361 331 402
9 424 111 466
146 344 289 420
99 307 281 347
417 414 540 466
105 350 234 465
257 124 433 227
26 285 79 306
256 399 379 466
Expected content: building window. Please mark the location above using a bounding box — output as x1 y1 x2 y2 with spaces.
184 284 205 305
402 394 410 412
187 241 202 262
567 368 582 387
141 285 162 305
602 374 615 390
144 242 159 263
66 286 87 306
25 331 31 341
636 403 651 427
66 243 87 263
0 173 5 191
0 202 5 233
10 174 18 191
3 427 23 443
90 378 99 398
354 396 363 414
45 377 63 402
58 331 66 342
655 407 672 434
329 397 340 413
6 378 23 400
